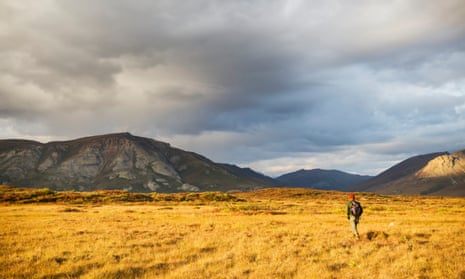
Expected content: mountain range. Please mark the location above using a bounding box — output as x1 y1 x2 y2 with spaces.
0 132 464 196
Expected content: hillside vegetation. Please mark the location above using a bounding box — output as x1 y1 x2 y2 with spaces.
1 186 464 278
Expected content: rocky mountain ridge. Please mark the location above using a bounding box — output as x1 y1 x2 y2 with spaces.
0 133 276 192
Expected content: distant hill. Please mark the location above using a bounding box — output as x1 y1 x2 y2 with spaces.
0 133 276 192
350 150 465 196
276 169 372 191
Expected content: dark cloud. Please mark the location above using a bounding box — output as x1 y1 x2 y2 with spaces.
1 0 465 175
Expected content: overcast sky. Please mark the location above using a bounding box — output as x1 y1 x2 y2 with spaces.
1 0 465 177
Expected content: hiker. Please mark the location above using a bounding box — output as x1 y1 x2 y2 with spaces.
347 193 363 238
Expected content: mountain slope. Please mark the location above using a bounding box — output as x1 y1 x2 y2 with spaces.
276 169 372 191
350 151 465 196
350 152 447 192
218 163 279 187
0 133 275 192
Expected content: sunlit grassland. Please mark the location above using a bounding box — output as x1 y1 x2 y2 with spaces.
1 186 464 278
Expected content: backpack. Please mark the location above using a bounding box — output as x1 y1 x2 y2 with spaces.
350 200 362 217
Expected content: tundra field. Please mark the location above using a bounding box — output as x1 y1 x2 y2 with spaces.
1 186 464 279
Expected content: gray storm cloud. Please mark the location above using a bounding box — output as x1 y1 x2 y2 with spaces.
1 0 465 175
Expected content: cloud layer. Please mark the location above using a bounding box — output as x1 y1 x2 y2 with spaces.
1 0 465 176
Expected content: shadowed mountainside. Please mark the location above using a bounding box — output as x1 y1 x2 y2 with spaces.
276 169 372 191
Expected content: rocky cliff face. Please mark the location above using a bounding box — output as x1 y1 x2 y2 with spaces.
416 150 465 178
0 133 275 192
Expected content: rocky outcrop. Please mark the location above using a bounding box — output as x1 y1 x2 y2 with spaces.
416 151 465 178
0 133 275 192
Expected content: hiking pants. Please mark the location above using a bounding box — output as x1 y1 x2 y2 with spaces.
349 215 360 237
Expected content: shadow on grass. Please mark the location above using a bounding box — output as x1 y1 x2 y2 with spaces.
366 231 389 241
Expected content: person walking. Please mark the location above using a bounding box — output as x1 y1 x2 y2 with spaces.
347 193 363 239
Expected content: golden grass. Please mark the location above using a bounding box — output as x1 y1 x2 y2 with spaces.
1 187 465 278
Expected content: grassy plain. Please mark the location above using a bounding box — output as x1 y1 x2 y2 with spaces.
1 186 464 279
